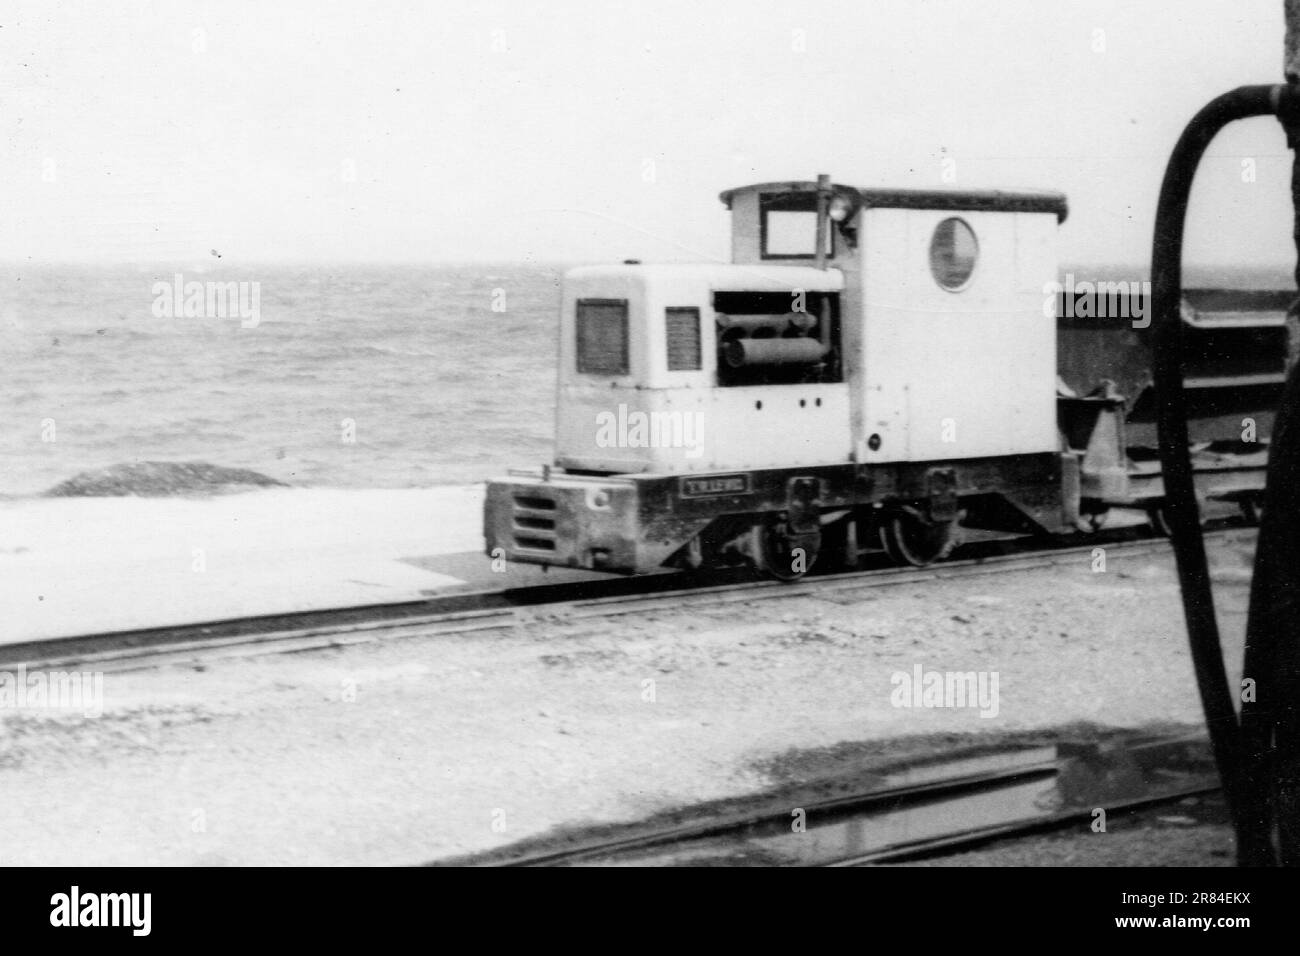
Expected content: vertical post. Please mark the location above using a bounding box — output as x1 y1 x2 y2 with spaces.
1288 0 1300 370
1236 5 1300 866
814 173 831 270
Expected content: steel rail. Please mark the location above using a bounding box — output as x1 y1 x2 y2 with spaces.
832 784 1221 866
1 524 1257 673
447 732 1220 868
490 754 1063 867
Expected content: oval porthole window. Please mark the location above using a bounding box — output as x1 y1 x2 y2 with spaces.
929 217 978 291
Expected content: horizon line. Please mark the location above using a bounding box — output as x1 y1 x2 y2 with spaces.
0 258 1293 274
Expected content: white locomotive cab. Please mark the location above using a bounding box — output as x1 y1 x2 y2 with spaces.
719 181 1065 466
854 207 1060 464
555 263 851 475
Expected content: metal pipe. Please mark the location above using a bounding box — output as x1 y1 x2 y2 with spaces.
723 337 830 368
1151 83 1293 865
716 313 815 333
818 293 831 353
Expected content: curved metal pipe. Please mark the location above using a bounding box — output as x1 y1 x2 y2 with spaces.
1151 83 1291 865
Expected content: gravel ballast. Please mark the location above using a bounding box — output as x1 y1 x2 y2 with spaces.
0 534 1257 865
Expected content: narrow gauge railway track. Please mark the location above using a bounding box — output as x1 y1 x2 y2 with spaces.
456 733 1220 867
0 523 1257 673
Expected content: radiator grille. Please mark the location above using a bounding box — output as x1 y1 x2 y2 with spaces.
665 307 702 371
576 299 629 375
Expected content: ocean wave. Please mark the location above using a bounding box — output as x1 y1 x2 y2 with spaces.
361 343 450 358
5 263 563 492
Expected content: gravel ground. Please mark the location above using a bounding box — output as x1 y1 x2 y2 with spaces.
0 533 1258 865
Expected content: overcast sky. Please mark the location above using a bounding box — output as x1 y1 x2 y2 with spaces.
0 0 1294 269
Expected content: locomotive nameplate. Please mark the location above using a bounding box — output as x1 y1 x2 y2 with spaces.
679 474 752 498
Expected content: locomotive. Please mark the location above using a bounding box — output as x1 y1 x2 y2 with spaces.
484 175 1287 579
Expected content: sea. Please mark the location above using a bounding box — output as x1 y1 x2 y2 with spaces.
0 260 1292 497
0 262 565 496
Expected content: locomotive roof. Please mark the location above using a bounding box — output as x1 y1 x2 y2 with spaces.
566 262 845 291
718 181 1069 222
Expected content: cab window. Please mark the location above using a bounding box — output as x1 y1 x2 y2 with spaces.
760 193 832 259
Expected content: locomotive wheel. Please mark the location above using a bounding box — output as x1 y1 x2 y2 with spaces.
878 509 960 567
753 520 820 581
